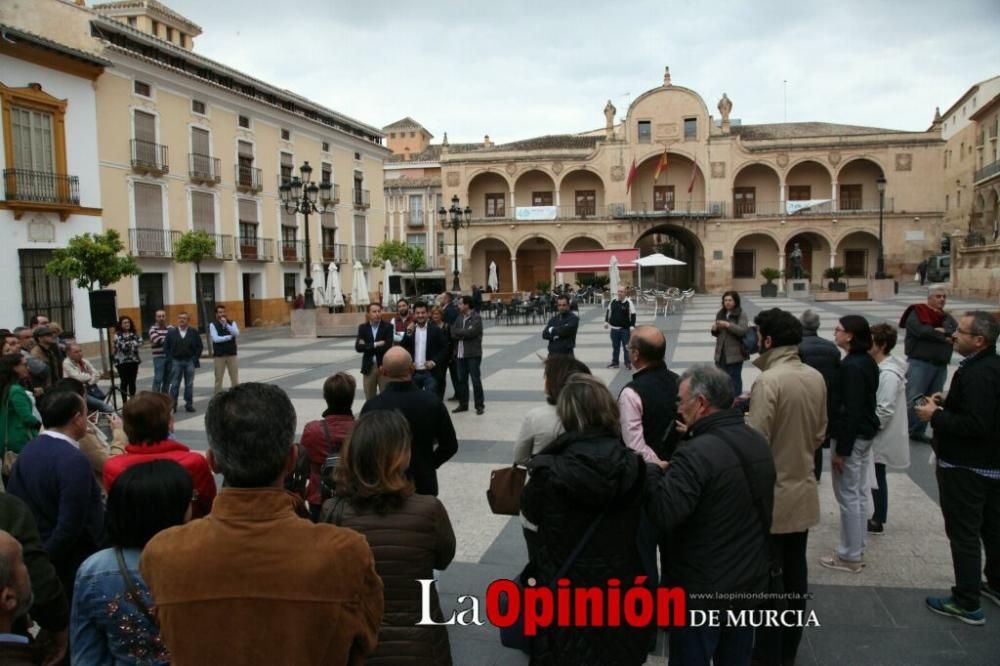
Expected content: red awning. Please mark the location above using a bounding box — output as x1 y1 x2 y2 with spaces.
553 249 639 272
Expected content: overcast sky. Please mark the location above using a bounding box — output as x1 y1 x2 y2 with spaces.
165 0 1000 144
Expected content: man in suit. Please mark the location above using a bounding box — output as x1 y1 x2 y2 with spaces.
401 301 447 394
451 295 485 415
355 303 394 400
164 312 204 413
7 390 105 600
361 347 458 496
542 294 579 356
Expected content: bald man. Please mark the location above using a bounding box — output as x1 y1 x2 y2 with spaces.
619 326 680 464
361 348 458 495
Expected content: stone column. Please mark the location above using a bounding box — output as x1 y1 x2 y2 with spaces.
778 252 786 293
830 252 837 269
831 181 838 212
509 190 516 218
510 257 519 292
778 178 786 216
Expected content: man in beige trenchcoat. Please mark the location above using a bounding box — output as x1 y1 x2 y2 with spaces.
747 308 828 666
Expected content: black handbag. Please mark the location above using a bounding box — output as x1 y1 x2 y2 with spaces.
498 512 604 653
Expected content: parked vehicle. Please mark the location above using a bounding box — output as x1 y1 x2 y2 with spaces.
926 254 950 283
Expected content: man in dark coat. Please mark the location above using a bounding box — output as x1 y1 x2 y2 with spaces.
916 310 1000 625
900 287 957 442
355 303 394 400
645 365 776 665
164 312 204 413
799 309 841 480
361 348 458 496
450 296 485 415
441 292 460 400
541 295 579 356
401 302 448 394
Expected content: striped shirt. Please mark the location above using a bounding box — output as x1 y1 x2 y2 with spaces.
938 459 1000 480
149 324 172 358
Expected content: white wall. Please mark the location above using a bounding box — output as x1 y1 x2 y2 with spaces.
0 54 104 342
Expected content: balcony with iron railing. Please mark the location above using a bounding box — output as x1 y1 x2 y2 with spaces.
322 242 349 264
730 199 894 219
353 188 371 209
3 169 81 220
235 164 263 193
279 240 304 262
129 228 178 257
189 154 221 185
975 160 1000 183
130 139 169 175
608 201 727 219
236 236 274 261
202 233 234 259
353 244 375 265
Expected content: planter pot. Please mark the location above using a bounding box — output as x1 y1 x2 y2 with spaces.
760 283 778 297
827 281 847 292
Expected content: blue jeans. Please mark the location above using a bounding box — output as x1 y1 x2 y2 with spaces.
668 625 754 666
412 370 438 394
152 356 172 393
610 327 631 366
717 360 744 398
169 359 196 408
456 356 484 409
905 358 947 436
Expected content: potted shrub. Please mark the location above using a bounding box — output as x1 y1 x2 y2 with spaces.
760 267 781 297
824 266 847 292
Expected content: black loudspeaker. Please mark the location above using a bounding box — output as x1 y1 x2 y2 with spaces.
89 289 119 328
388 275 402 293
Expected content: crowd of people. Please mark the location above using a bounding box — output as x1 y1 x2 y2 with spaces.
0 286 996 665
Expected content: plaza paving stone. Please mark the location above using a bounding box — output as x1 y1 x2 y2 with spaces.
120 283 997 664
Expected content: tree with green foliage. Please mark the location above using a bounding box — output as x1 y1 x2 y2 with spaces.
45 229 141 370
174 231 218 351
372 240 426 296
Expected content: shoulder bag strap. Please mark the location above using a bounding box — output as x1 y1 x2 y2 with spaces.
114 547 158 627
327 497 348 526
713 430 771 545
552 511 605 582
320 419 333 450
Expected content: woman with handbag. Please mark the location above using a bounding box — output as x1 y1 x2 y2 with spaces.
513 355 591 465
321 410 455 666
711 290 750 397
113 316 142 405
0 354 41 480
71 459 193 665
520 373 651 665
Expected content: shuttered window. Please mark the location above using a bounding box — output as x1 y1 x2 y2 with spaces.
191 127 210 155
10 107 55 171
354 214 366 246
238 198 257 223
280 152 293 182
134 111 156 142
192 191 214 233
321 210 336 229
134 182 163 229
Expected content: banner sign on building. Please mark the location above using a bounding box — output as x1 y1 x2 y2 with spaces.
785 199 832 215
515 206 558 221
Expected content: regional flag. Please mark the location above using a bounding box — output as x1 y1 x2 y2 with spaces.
653 148 669 182
687 161 698 193
625 158 638 194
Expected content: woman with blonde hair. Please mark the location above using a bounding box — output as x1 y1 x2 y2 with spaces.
322 410 455 665
520 373 651 664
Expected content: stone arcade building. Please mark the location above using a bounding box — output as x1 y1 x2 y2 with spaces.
429 68 951 294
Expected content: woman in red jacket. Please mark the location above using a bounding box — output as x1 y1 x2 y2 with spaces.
102 391 216 517
299 372 356 520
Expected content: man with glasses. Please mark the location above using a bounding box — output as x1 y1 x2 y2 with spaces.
900 287 957 442
916 311 1000 625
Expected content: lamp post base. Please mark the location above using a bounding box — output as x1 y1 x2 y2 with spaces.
304 273 316 310
452 273 461 292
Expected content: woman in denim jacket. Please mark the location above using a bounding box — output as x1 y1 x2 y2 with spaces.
71 460 193 665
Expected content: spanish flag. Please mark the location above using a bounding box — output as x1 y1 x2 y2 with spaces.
653 148 669 183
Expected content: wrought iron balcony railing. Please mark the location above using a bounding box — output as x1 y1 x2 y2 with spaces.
236 236 273 261
189 154 221 184
235 165 263 193
3 169 80 206
130 139 169 174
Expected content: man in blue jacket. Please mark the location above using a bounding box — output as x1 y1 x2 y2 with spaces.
8 389 104 600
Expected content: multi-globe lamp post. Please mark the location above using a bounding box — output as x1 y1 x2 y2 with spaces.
279 161 334 309
875 175 887 279
438 195 472 291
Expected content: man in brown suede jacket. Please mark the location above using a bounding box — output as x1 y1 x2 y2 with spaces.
141 383 383 665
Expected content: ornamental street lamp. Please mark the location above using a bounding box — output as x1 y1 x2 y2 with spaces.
279 161 334 309
438 195 472 291
875 175 887 279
